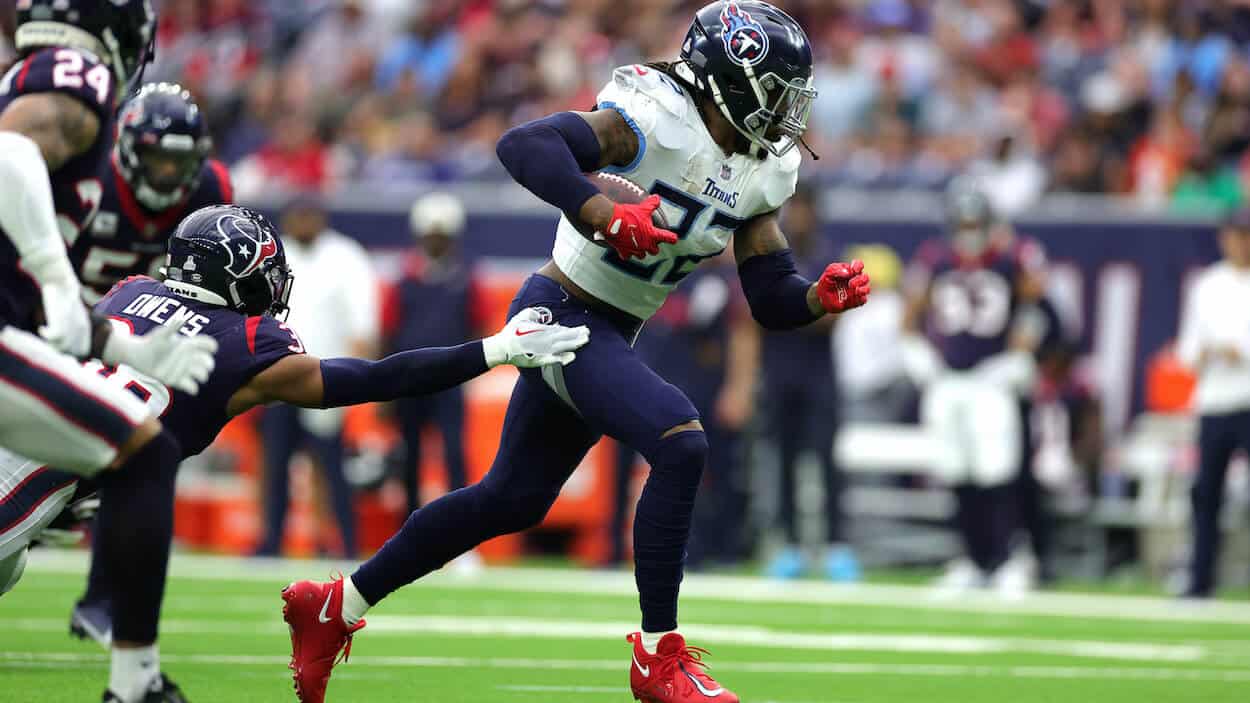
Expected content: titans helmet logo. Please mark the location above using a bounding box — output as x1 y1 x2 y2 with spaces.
721 2 769 67
213 213 279 279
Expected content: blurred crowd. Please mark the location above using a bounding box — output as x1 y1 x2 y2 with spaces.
6 0 1250 214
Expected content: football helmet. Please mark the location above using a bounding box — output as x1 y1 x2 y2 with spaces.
677 1 815 157
944 176 995 259
117 83 212 211
163 205 294 319
15 0 156 98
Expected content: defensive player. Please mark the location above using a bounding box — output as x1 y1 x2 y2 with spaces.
901 177 1049 594
0 204 589 702
65 81 232 645
72 81 232 302
282 4 870 702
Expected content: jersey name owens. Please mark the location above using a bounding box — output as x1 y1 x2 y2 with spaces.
118 292 211 335
552 64 801 320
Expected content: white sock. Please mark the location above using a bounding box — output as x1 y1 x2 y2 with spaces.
341 575 370 627
109 644 159 702
641 630 676 654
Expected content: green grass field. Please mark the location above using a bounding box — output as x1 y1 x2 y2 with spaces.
2 551 1249 702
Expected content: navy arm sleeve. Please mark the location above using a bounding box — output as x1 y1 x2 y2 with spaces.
495 112 603 217
737 249 821 331
318 341 489 408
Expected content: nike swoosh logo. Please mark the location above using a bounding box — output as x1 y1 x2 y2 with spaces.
318 590 334 624
685 671 724 697
632 653 650 678
515 328 543 337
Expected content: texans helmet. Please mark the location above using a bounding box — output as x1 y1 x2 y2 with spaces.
117 83 213 211
14 0 156 98
162 205 294 319
944 176 996 259
677 1 815 158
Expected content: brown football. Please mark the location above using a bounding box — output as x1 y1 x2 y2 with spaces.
571 172 670 241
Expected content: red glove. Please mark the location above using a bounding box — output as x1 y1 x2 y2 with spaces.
598 195 678 260
816 259 871 313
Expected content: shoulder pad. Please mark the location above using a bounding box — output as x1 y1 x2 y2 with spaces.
759 149 802 211
597 65 692 151
0 48 118 120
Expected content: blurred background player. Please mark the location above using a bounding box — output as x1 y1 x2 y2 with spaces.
254 195 379 559
70 82 232 303
1176 207 1250 598
834 244 910 424
763 183 860 582
67 80 233 649
384 193 487 517
903 177 1050 596
280 4 869 703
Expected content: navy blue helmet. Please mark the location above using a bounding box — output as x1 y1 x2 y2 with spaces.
14 0 156 99
163 205 294 319
677 1 815 157
117 83 213 210
944 176 996 258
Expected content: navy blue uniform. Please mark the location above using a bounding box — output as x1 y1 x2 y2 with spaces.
71 158 233 302
910 237 1047 370
0 48 119 330
93 277 302 456
383 255 488 514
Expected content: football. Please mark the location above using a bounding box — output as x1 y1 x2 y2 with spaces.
570 171 670 241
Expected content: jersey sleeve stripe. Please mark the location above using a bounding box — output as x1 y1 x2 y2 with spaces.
596 100 647 174
245 316 261 356
15 57 33 91
208 159 233 204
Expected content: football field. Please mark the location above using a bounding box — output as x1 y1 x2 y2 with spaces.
2 551 1248 702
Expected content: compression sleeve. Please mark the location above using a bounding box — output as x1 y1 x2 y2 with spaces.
496 112 604 217
318 341 489 408
737 249 821 331
0 132 77 286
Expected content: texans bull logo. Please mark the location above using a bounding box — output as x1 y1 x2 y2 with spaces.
213 213 280 278
721 1 768 67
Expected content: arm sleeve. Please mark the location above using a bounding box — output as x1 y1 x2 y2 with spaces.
318 341 489 408
495 111 603 217
0 132 76 285
736 249 821 331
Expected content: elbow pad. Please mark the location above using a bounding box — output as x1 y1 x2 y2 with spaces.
737 249 819 330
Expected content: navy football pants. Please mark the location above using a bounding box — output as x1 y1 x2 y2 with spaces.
354 275 705 631
1189 409 1250 595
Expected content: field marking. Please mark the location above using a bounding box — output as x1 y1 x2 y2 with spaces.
0 614 1210 662
2 651 1248 683
21 550 1250 625
497 686 848 703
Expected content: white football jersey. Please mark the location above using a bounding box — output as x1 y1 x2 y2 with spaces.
552 64 801 320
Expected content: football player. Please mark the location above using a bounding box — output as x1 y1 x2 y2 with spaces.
281 4 869 703
901 177 1050 594
0 205 588 702
71 82 232 303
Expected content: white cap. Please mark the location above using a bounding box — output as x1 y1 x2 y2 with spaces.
409 192 466 238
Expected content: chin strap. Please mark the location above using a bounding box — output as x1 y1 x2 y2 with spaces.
799 135 820 161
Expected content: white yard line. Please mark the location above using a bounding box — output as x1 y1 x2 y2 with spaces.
0 615 1210 662
21 550 1250 625
1 651 1248 683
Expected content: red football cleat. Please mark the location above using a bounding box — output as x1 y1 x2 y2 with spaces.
627 632 740 703
281 577 365 703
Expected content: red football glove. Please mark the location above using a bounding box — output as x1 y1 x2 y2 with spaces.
598 195 678 260
816 259 871 313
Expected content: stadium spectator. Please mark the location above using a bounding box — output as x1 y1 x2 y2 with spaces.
382 193 488 521
762 185 860 582
231 111 335 198
254 195 379 558
1176 207 1250 598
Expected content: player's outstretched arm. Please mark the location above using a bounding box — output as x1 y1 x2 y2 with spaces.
0 94 101 356
228 308 590 413
733 211 871 330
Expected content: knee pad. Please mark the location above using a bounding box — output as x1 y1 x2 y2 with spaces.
649 430 709 478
